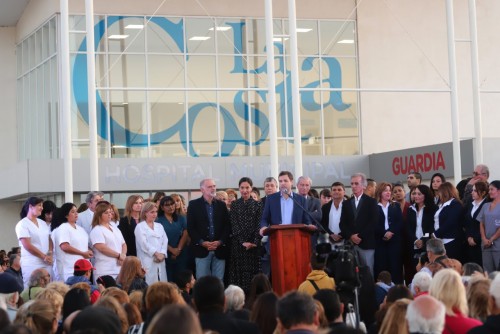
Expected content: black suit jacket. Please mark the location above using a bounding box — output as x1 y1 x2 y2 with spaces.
464 200 487 243
320 200 344 235
187 197 230 259
407 204 437 244
339 194 379 250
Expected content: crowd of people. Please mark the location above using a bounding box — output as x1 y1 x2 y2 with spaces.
0 164 500 333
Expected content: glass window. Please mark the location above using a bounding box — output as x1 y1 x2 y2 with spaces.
320 21 356 56
35 29 42 65
186 18 215 54
108 54 146 87
146 17 184 54
188 91 218 157
284 20 319 56
149 91 187 158
147 55 185 88
42 23 49 59
186 55 216 88
49 18 57 56
215 18 246 55
107 16 146 53
218 55 248 88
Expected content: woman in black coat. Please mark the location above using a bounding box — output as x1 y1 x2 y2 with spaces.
464 181 489 266
374 182 403 284
407 185 437 266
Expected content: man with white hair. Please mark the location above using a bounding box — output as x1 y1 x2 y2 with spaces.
468 275 500 333
411 271 432 298
406 295 445 334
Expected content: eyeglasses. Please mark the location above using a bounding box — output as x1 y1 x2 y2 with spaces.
473 171 487 177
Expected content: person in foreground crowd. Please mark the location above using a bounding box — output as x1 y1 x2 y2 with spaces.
193 275 259 334
135 202 168 284
298 254 336 295
469 274 500 334
429 268 481 334
65 259 101 303
276 291 319 334
116 256 148 294
250 291 278 334
313 289 346 331
188 178 230 281
15 197 54 287
0 273 21 321
411 271 432 298
406 295 445 334
4 254 23 293
145 304 203 334
89 201 127 280
20 268 50 301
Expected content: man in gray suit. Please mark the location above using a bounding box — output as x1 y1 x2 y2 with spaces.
297 176 322 224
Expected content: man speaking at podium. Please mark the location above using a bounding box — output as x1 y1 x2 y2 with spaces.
259 171 311 236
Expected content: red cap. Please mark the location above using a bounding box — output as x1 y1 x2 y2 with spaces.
74 259 94 271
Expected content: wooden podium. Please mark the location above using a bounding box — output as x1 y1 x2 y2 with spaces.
265 224 315 295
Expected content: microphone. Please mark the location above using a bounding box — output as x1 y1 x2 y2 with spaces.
282 188 289 195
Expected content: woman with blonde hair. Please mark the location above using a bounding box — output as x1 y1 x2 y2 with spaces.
379 298 411 334
135 202 168 284
116 256 148 293
466 277 490 322
89 202 127 280
170 193 187 216
429 268 481 334
118 195 144 256
18 299 58 334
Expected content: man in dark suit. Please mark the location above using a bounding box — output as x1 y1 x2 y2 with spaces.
259 171 311 236
261 176 279 277
320 182 346 248
187 178 230 280
194 276 260 334
297 176 322 224
339 172 379 276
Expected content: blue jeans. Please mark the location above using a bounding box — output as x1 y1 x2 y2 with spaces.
195 251 225 281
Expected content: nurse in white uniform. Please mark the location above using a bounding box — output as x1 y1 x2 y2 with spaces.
15 197 54 287
90 201 126 280
52 203 93 281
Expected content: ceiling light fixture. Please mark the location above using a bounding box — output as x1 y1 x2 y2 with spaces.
338 39 354 44
108 34 129 39
209 26 232 31
125 24 144 30
189 36 211 41
296 28 312 33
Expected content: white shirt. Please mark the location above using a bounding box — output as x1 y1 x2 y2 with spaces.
90 224 125 278
378 202 390 230
76 209 94 235
471 199 485 217
57 223 90 281
434 199 454 244
15 217 51 266
354 194 362 208
410 205 425 249
328 201 343 234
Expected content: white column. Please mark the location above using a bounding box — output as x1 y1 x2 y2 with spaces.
60 0 73 202
265 0 279 180
445 0 462 181
287 0 303 177
86 0 99 190
468 0 483 164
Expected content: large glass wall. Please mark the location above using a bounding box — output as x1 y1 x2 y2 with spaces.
18 15 359 160
17 16 59 160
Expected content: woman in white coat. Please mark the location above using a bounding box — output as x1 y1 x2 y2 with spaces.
15 197 54 287
135 202 168 284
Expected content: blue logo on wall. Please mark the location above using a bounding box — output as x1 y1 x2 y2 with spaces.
72 16 351 156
